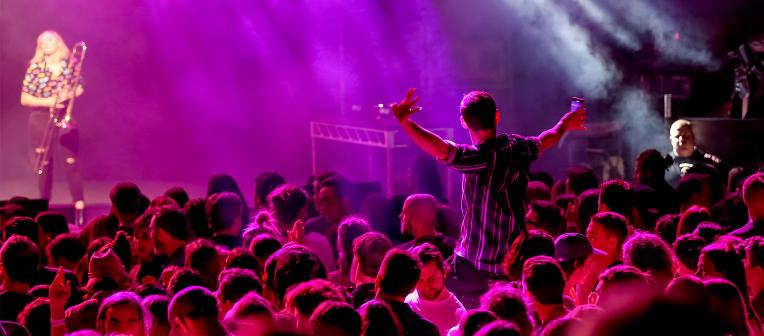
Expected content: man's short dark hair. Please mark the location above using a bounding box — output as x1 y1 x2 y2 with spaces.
460 91 497 131
410 243 446 272
35 211 68 237
461 310 499 336
693 221 724 243
522 256 565 305
5 216 40 244
142 295 170 325
168 268 207 295
529 201 565 236
164 187 190 209
225 248 259 273
0 235 40 283
18 297 51 336
263 245 327 306
255 172 286 205
110 182 142 214
377 249 422 298
567 166 599 196
249 234 282 267
206 192 243 232
169 286 219 322
599 179 633 217
743 172 764 204
673 234 707 272
622 233 674 275
268 184 309 224
590 212 629 245
655 214 681 244
184 198 211 239
218 268 262 304
49 233 86 263
152 206 190 241
677 173 710 204
185 239 221 283
284 279 345 318
310 300 362 336
353 232 392 278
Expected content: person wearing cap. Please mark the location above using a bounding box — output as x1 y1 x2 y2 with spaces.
169 286 230 335
85 247 129 297
553 232 606 305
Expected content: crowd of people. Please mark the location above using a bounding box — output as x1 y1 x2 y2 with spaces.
1 89 764 336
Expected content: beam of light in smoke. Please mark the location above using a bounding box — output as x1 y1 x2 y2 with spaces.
503 0 621 99
604 0 716 68
574 0 641 51
614 88 671 153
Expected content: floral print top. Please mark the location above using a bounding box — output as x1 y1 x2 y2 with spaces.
22 60 76 98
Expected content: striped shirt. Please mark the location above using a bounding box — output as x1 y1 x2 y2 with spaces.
442 134 540 274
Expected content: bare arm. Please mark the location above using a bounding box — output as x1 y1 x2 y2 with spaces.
49 267 71 336
399 119 451 161
20 85 82 108
20 92 56 108
393 88 452 161
537 108 587 153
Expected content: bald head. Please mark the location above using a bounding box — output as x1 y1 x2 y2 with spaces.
400 194 439 238
669 119 695 158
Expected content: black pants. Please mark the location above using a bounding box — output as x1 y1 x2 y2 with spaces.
29 110 84 202
446 255 508 310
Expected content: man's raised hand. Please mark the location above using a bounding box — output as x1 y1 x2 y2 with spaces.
49 267 71 309
392 88 423 123
559 108 587 132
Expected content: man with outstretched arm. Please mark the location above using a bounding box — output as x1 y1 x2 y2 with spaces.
391 88 586 308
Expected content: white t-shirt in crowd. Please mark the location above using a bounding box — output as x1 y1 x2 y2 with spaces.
405 289 466 336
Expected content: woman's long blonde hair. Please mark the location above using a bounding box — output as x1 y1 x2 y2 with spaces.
30 30 70 64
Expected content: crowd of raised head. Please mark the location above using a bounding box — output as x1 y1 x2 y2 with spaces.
1 153 764 336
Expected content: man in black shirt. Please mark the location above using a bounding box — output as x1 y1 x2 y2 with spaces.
666 119 721 187
363 249 438 336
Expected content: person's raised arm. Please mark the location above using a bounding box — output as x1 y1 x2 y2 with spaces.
537 108 587 153
392 88 452 161
49 267 71 336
